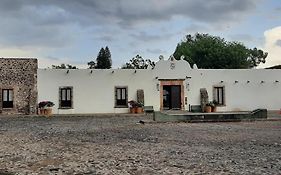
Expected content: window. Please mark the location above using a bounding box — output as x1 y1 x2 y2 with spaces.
2 89 13 108
59 87 73 108
213 86 225 105
115 87 128 107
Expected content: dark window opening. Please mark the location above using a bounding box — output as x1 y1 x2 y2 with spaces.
60 87 72 108
214 87 225 105
115 87 128 107
2 89 13 108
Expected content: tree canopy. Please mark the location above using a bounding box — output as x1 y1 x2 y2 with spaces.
173 33 268 69
88 46 112 69
121 55 155 69
52 64 77 69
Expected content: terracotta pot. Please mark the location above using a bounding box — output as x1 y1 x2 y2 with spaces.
45 108 52 116
136 107 143 114
212 106 217 112
205 106 212 113
39 108 45 115
130 107 136 113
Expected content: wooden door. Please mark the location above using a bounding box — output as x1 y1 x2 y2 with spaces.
171 85 181 109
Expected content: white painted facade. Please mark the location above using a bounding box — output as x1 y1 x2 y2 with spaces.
38 58 281 114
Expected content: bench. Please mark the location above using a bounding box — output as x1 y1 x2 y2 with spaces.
144 106 154 114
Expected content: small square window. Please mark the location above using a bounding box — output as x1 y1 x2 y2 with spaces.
59 87 73 108
213 86 225 106
115 87 128 108
2 89 13 108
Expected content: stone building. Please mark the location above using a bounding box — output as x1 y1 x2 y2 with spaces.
0 58 37 115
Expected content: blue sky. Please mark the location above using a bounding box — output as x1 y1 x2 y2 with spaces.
0 0 280 68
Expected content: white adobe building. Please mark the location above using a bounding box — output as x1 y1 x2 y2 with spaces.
37 56 281 114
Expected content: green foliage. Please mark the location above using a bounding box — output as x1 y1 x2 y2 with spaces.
173 33 268 69
248 47 267 67
88 46 112 69
52 64 77 69
87 61 96 69
91 46 112 69
38 101 54 108
122 55 155 69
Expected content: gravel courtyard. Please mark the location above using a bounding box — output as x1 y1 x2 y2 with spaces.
0 115 281 175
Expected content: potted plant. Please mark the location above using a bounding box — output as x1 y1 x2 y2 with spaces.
205 102 212 113
136 101 144 114
38 101 55 116
211 100 218 112
128 100 144 114
128 100 137 113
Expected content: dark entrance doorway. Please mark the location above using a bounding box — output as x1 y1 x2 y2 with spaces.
163 85 181 110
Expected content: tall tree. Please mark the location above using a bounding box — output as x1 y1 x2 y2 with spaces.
95 46 112 69
122 55 155 69
104 46 112 66
173 33 268 69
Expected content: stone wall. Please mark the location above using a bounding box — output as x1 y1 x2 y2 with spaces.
0 58 38 115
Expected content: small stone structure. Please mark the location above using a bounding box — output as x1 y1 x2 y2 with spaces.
200 88 209 112
137 89 144 105
0 58 38 115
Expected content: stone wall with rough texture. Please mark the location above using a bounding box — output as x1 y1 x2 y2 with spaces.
0 58 38 115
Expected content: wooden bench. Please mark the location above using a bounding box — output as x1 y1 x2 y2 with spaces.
144 106 154 114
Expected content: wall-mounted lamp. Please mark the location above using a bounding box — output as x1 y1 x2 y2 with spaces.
155 76 158 79
220 80 224 83
134 70 137 73
66 70 69 74
261 80 265 84
275 80 279 83
186 76 192 79
247 80 250 83
234 80 238 83
156 83 160 91
111 70 114 74
90 70 93 74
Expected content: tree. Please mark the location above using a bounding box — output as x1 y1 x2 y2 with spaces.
52 64 77 69
87 46 112 69
121 55 155 69
93 46 112 69
173 33 268 69
104 46 112 66
248 47 267 67
87 61 96 69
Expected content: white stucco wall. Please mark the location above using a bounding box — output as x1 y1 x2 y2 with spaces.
38 58 281 114
188 69 281 111
38 69 160 114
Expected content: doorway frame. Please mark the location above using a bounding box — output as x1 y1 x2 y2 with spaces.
159 79 185 110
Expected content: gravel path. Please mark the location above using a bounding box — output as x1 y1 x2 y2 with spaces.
0 115 280 174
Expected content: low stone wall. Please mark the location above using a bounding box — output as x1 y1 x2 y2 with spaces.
0 58 38 115
154 109 267 122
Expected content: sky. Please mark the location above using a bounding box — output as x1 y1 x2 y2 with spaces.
0 0 280 68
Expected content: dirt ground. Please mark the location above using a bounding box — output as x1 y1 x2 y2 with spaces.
0 115 280 175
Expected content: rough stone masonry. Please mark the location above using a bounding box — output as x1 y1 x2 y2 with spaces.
0 58 38 115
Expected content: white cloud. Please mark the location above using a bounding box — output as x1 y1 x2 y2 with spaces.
260 26 281 68
0 47 86 68
0 48 34 58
